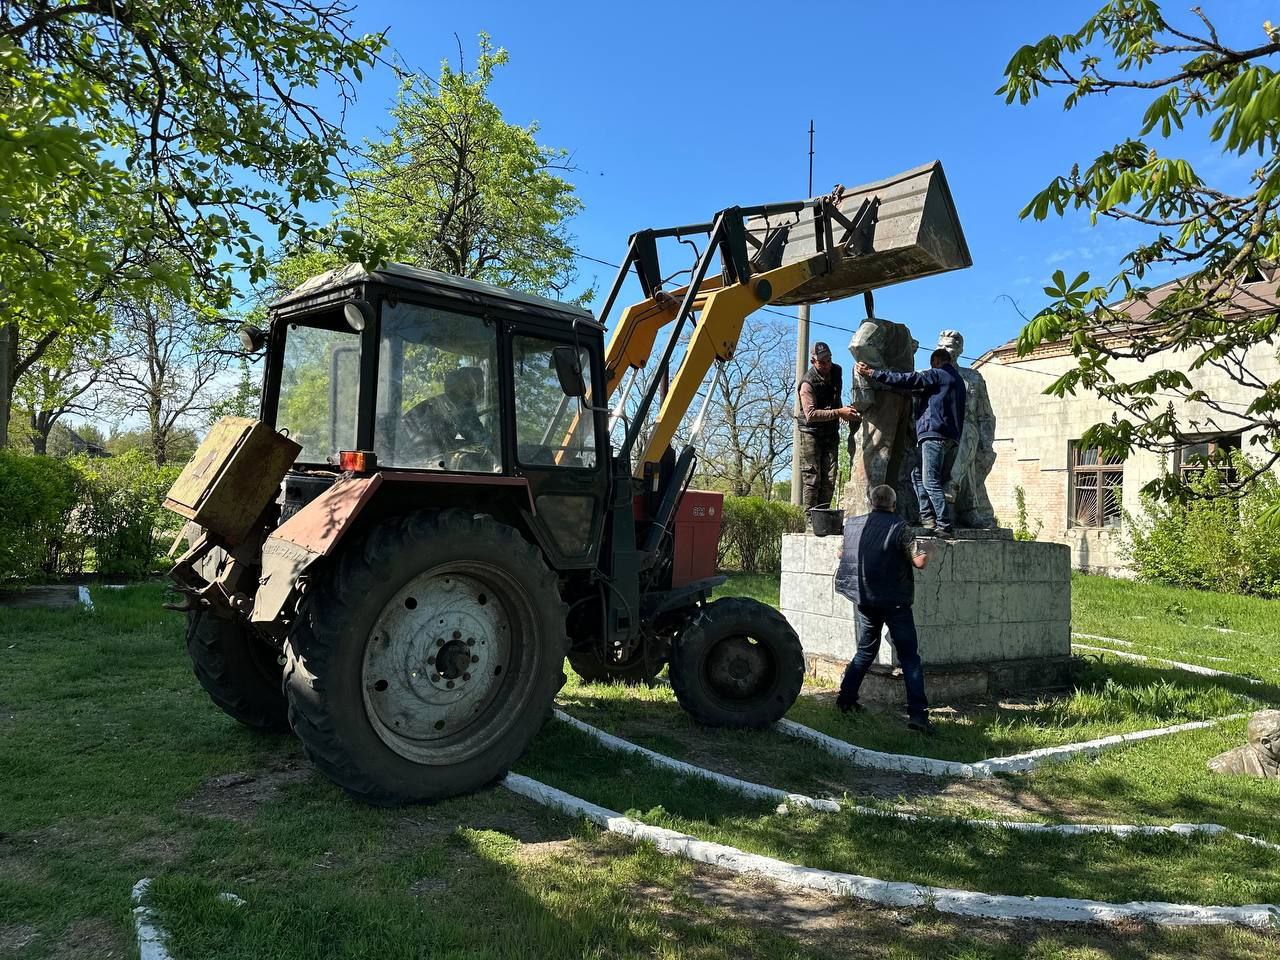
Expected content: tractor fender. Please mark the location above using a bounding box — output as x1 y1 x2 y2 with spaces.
251 474 383 624
250 472 537 625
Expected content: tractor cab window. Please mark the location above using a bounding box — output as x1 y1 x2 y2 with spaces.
512 336 598 469
375 301 500 473
276 319 361 464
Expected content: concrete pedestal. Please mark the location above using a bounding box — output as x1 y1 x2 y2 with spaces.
779 530 1072 700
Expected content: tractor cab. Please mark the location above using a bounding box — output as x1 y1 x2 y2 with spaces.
258 262 611 569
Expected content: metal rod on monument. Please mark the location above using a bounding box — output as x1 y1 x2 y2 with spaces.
791 120 815 507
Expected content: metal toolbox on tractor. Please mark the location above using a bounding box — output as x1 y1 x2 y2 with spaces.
165 416 302 547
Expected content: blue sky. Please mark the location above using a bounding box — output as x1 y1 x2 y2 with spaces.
319 0 1271 359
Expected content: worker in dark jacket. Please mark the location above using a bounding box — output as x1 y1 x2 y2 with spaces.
833 483 932 731
856 348 966 536
797 341 858 516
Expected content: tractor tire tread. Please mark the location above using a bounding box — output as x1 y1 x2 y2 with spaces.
669 596 804 729
283 509 567 806
187 611 290 734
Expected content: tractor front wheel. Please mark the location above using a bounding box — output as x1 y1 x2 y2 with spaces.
283 510 567 806
669 597 804 729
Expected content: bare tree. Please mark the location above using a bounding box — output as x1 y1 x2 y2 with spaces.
696 317 797 498
14 332 115 454
103 296 234 465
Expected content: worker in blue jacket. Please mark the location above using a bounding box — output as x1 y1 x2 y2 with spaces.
856 348 967 536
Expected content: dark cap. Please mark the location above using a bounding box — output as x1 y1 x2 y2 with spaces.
812 341 832 359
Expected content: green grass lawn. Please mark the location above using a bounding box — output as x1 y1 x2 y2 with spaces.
1071 572 1280 682
3 580 1280 959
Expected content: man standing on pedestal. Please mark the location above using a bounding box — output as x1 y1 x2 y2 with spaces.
797 341 858 518
833 484 932 732
856 348 966 537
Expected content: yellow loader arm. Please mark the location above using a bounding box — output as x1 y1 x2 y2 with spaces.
599 162 971 477
631 256 824 470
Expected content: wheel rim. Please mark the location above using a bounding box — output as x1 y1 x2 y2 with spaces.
361 563 535 764
702 633 776 705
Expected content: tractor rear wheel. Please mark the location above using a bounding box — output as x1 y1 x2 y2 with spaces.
567 645 663 686
669 597 804 729
283 510 567 806
186 611 290 733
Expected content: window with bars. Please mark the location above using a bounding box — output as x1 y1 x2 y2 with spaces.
1070 443 1124 528
1177 432 1242 485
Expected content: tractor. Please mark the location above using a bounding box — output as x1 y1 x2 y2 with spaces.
164 161 970 805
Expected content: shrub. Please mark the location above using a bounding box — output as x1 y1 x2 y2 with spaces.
1012 485 1042 542
1126 455 1280 598
717 496 805 573
0 449 81 581
68 451 184 579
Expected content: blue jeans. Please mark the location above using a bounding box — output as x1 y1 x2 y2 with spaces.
913 438 957 532
838 603 929 720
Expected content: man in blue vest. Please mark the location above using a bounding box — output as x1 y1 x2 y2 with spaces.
833 483 932 732
856 348 967 536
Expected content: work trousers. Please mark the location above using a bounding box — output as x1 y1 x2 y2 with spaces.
838 603 929 721
913 438 958 532
798 430 839 511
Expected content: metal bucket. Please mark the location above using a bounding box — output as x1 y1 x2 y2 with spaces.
745 160 971 306
808 507 844 538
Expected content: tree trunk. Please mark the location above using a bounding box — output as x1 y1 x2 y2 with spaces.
29 411 47 455
0 324 15 448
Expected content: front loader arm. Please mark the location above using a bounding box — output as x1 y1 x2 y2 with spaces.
636 255 826 470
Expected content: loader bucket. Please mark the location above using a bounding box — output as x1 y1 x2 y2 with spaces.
747 160 971 306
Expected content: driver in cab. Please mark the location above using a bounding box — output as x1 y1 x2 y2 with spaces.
401 367 495 471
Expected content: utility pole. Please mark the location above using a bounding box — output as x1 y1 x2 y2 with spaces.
790 120 814 507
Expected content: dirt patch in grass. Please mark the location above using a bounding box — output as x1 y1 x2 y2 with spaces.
391 801 571 847
50 918 128 959
121 829 191 868
179 764 313 823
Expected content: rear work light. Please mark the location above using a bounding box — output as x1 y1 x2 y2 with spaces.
338 450 377 473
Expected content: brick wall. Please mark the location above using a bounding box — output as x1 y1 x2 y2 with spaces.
975 341 1280 575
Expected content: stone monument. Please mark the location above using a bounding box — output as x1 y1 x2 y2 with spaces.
842 316 918 520
937 329 997 529
1208 711 1280 778
781 324 1072 700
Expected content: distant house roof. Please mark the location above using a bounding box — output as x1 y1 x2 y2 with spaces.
975 266 1280 366
67 428 109 457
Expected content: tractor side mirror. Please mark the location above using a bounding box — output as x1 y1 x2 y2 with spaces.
238 326 268 354
551 345 586 398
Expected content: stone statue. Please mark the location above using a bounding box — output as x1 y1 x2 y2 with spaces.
936 329 997 529
841 317 918 519
1208 710 1280 778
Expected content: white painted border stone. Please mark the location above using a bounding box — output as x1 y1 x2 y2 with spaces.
132 877 244 960
846 806 1280 852
1073 643 1264 685
776 715 1249 778
131 879 172 960
1072 631 1131 646
77 586 93 611
502 774 1280 928
557 709 1279 850
775 718 988 777
553 710 839 811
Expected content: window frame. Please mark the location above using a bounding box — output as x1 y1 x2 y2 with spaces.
372 296 503 475
1176 431 1242 485
1068 441 1125 529
509 332 602 473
